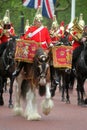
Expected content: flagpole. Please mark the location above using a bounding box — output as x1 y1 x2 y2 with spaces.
20 11 24 36
71 0 76 22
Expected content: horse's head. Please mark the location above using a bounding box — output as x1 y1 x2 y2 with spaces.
37 53 49 85
33 48 50 96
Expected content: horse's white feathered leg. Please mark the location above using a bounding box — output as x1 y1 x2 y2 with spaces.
24 88 41 120
41 82 54 115
13 76 23 115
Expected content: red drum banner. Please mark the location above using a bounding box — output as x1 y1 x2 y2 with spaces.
52 45 73 68
15 39 38 63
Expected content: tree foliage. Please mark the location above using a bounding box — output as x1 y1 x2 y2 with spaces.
0 0 87 35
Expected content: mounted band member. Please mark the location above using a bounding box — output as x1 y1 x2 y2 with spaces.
71 14 85 67
23 7 52 51
50 15 60 44
0 10 16 57
0 10 16 71
13 6 53 76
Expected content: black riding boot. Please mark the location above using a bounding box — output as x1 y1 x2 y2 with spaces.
12 62 24 77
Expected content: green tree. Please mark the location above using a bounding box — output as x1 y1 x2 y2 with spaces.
0 0 87 35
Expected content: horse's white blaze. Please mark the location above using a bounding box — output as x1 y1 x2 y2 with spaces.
39 78 46 86
46 63 49 68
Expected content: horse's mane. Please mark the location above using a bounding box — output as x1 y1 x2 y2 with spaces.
75 42 87 71
0 37 16 75
34 48 46 58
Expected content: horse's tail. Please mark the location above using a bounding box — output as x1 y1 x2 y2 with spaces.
21 79 30 99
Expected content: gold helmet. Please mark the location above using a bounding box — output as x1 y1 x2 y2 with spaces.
51 15 59 29
3 9 10 24
24 19 30 32
34 6 43 22
78 13 85 29
70 17 84 41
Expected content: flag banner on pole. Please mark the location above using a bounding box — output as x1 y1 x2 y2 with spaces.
22 0 56 19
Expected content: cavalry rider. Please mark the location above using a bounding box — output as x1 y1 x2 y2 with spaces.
12 6 53 76
50 15 59 45
23 7 52 51
71 13 85 67
50 16 66 46
58 21 65 38
0 9 16 57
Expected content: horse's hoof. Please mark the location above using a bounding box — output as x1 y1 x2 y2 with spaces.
0 100 4 106
51 93 55 98
8 104 13 108
27 113 41 121
61 98 65 102
66 100 70 104
84 98 87 104
78 100 84 106
0 102 4 106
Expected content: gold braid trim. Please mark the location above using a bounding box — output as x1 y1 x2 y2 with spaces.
16 39 41 46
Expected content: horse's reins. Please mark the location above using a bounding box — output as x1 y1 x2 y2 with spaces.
2 49 7 68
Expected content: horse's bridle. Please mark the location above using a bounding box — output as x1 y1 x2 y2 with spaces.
38 55 49 79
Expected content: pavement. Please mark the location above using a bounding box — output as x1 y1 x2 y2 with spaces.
0 80 87 130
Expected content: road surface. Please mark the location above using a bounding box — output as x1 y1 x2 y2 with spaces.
0 80 87 130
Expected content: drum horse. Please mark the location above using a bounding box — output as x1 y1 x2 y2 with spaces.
75 40 87 105
50 38 74 103
13 41 54 120
0 37 16 107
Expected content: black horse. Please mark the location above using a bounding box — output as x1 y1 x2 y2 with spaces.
0 37 16 107
50 37 75 103
75 41 87 105
50 64 75 103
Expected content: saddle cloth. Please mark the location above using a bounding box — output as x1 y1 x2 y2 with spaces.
15 39 38 63
52 45 73 68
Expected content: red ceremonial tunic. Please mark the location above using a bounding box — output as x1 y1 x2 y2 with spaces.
72 40 80 50
0 34 8 43
23 25 52 50
0 27 8 44
0 25 16 44
0 28 3 44
51 36 59 45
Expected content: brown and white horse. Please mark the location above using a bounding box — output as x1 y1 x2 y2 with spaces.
13 48 54 120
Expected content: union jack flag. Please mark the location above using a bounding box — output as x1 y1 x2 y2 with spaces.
22 0 56 19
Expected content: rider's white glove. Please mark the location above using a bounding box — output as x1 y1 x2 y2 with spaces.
49 43 54 47
81 37 86 42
